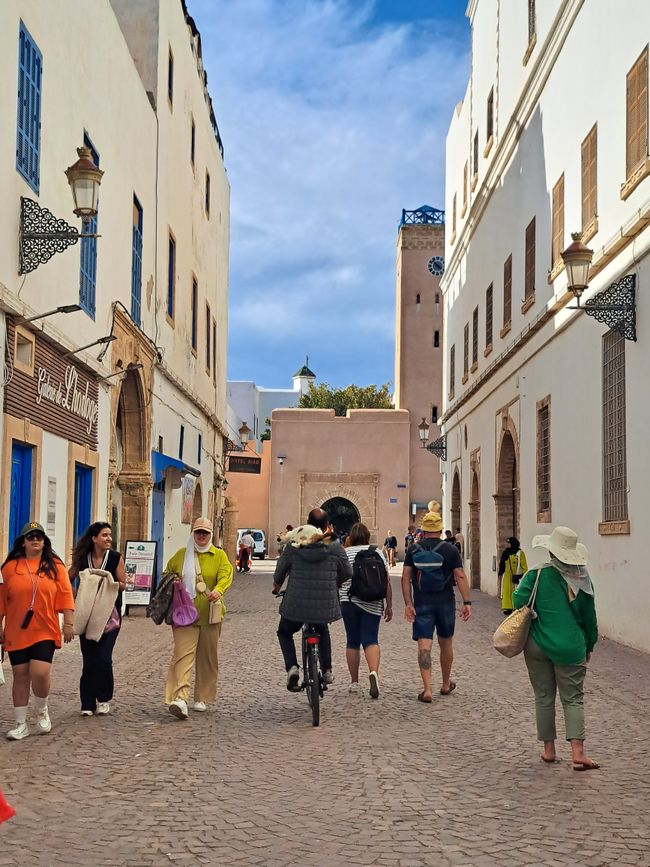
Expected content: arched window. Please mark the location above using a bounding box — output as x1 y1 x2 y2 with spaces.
416 293 421 305
434 330 440 347
431 406 438 424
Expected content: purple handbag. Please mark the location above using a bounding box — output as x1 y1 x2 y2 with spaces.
103 606 121 634
171 582 199 628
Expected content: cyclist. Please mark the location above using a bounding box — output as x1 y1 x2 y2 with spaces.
272 508 351 691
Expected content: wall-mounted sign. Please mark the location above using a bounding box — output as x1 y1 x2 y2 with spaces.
46 477 56 535
229 454 261 474
181 475 195 524
389 497 398 504
36 365 99 434
124 540 158 606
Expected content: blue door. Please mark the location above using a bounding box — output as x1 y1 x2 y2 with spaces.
151 481 165 589
73 464 93 545
9 442 33 546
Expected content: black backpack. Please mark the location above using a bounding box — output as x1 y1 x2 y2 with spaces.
350 546 389 602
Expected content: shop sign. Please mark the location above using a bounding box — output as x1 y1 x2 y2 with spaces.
229 454 261 474
36 364 99 435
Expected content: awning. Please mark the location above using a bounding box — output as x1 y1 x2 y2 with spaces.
151 451 200 484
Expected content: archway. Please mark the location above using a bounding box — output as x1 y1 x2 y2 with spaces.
469 470 481 590
451 470 461 537
495 431 519 558
321 497 360 538
112 371 149 547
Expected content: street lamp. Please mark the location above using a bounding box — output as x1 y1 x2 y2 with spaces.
418 417 430 447
238 421 252 447
417 417 447 460
561 230 637 341
21 303 82 323
19 144 104 275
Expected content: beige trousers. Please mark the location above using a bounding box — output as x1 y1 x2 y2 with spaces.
164 623 222 704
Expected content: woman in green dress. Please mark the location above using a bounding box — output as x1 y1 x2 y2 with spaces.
513 526 599 771
498 537 527 614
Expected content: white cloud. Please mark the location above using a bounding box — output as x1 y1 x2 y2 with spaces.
191 0 469 386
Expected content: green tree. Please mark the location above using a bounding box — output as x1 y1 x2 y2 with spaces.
260 417 272 441
299 382 393 416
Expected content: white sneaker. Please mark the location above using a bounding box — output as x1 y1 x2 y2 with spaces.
369 671 380 699
36 708 52 734
96 702 111 715
7 722 30 741
168 699 189 720
286 666 300 691
81 710 94 717
348 682 361 694
323 669 334 685
192 701 207 712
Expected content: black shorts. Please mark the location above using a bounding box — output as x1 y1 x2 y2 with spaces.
8 640 56 666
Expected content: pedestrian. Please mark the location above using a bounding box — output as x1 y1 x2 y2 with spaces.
341 523 392 698
164 517 233 719
513 526 599 770
498 536 528 615
238 529 254 572
404 526 415 550
383 530 397 567
272 508 351 690
401 504 472 701
444 530 454 543
0 521 75 740
69 522 127 716
454 528 465 560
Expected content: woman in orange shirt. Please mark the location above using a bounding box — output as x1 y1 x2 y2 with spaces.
0 521 75 741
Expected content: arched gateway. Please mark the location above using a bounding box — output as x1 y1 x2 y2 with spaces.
321 496 360 537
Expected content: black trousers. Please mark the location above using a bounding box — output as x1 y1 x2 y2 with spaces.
79 629 119 711
277 617 332 672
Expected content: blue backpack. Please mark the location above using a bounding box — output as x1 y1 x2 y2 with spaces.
411 542 450 594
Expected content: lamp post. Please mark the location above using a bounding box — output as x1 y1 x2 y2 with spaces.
418 417 430 448
19 144 104 274
418 417 447 460
561 232 593 302
238 421 252 449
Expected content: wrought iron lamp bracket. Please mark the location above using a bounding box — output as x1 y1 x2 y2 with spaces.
19 196 92 275
570 274 637 341
425 435 447 461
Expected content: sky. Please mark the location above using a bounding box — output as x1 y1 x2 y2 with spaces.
190 0 470 389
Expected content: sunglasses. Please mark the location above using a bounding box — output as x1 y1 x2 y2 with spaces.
25 532 44 541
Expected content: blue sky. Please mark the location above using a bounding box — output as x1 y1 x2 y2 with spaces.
190 0 470 389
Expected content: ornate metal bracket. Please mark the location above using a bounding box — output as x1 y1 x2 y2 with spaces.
401 206 445 226
579 274 637 342
19 196 80 274
425 435 447 460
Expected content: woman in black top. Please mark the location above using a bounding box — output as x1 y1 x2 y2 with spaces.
70 522 127 716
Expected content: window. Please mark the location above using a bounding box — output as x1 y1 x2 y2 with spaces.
205 171 211 216
485 283 493 348
463 323 469 378
191 278 198 352
536 396 551 521
190 117 196 167
473 130 479 179
524 217 536 304
13 325 35 376
449 344 456 398
452 194 457 240
168 46 174 105
602 330 628 523
198 433 202 465
167 233 176 320
434 330 440 348
16 22 42 193
486 88 494 143
528 0 536 44
462 161 468 212
179 424 184 460
79 134 99 317
625 46 648 182
503 255 512 330
131 196 143 326
206 302 211 373
212 319 217 384
471 307 479 368
431 406 438 424
551 174 565 269
416 293 420 305
581 125 598 236
158 435 164 453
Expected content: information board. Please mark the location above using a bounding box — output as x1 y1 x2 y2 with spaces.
123 540 158 606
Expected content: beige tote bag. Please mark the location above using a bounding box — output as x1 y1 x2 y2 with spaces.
493 568 541 658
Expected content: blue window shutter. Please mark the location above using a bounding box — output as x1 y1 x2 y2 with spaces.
167 235 175 318
179 425 184 460
198 433 202 465
131 196 143 326
16 22 42 193
79 135 99 317
191 280 198 350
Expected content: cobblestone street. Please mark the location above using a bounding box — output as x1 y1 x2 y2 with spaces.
1 562 649 866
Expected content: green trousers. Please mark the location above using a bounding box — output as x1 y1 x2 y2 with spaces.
523 637 586 741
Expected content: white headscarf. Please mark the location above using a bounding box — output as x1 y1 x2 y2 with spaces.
546 553 594 598
181 531 213 597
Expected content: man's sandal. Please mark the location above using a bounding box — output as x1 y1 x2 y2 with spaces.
440 681 456 695
417 692 432 703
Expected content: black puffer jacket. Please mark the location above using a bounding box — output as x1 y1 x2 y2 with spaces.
274 533 351 624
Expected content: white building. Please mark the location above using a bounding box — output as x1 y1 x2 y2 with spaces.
440 0 650 650
0 0 229 577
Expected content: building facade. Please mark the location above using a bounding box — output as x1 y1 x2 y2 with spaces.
440 0 650 648
0 0 229 574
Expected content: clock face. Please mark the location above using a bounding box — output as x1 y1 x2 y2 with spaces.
428 256 445 276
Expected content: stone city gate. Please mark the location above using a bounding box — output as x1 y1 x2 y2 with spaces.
299 472 378 540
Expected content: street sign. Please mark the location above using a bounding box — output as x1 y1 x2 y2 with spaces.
229 454 262 474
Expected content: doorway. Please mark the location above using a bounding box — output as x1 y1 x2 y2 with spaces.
10 442 33 546
73 464 93 545
495 431 519 556
151 480 165 587
469 470 481 590
451 470 461 537
321 497 360 538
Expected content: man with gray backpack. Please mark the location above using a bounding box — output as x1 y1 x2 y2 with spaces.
401 503 472 702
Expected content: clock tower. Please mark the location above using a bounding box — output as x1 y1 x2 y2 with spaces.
394 206 445 526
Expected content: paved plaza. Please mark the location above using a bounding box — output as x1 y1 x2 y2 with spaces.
1 562 649 866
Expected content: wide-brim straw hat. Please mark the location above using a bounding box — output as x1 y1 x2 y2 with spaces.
532 526 587 566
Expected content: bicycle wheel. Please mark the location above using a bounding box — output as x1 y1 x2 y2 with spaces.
307 645 320 727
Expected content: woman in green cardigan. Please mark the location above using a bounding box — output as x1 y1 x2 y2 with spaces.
513 526 599 771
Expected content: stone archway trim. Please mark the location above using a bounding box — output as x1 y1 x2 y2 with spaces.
299 472 379 534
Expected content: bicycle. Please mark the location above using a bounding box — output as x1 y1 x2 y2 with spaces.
275 592 325 727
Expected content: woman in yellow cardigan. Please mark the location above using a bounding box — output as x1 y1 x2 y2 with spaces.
164 517 233 720
498 537 527 615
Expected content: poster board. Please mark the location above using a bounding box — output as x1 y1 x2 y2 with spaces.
123 540 158 606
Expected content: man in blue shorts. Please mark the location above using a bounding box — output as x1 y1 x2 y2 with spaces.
401 504 472 701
